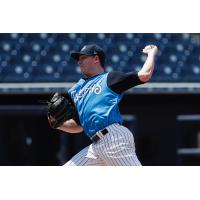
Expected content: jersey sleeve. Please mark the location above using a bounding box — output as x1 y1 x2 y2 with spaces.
107 71 145 94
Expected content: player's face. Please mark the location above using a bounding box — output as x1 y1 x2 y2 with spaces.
78 55 96 74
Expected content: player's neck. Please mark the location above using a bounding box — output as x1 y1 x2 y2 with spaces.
84 69 105 79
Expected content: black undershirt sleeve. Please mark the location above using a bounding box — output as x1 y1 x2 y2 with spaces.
66 93 81 125
107 71 145 94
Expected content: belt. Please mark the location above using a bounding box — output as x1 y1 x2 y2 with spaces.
90 128 108 142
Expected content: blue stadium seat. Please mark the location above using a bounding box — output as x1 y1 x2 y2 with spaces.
0 33 199 82
0 63 33 82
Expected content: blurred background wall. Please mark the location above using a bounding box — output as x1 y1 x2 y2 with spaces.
0 33 200 166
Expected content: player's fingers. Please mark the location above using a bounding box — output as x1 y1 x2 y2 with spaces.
144 45 155 50
142 48 150 53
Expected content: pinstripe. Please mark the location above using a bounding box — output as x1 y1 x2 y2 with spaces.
109 126 124 165
114 127 127 165
96 136 106 164
99 138 109 165
125 127 142 165
77 157 91 166
126 128 141 165
65 145 93 166
118 125 136 165
92 142 107 166
117 126 133 165
135 155 141 165
103 126 116 165
65 146 89 166
106 126 117 165
67 153 85 165
100 127 116 166
98 127 123 165
104 125 124 165
118 127 132 165
65 123 141 166
113 124 131 165
102 127 115 165
112 124 140 166
124 128 137 165
110 127 124 165
119 125 140 165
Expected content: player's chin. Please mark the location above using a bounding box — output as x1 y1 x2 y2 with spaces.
80 66 88 74
80 68 85 74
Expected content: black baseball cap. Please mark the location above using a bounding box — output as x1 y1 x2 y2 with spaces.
70 44 105 66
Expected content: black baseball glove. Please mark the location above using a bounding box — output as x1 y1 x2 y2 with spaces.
47 92 79 129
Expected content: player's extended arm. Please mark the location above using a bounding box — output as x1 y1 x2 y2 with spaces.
57 119 83 134
138 45 158 82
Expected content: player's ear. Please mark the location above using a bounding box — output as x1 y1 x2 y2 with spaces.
94 55 100 63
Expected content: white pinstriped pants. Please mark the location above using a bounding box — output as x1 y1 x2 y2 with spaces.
64 123 142 166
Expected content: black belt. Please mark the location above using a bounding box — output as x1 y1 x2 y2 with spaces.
90 128 108 142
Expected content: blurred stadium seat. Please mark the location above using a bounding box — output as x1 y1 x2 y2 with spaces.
0 33 200 83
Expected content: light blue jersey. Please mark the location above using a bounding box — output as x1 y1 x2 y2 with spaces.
68 72 123 138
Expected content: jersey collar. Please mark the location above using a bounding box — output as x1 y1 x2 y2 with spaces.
82 71 106 80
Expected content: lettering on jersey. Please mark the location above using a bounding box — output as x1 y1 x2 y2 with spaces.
71 81 102 103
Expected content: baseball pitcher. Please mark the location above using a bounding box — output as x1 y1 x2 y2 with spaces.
48 44 158 166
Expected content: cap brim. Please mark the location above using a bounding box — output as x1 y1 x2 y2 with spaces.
71 52 96 60
70 52 83 60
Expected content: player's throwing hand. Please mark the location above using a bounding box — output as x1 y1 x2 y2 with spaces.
142 45 158 56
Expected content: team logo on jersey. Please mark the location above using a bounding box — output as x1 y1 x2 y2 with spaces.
92 82 102 94
71 81 102 103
